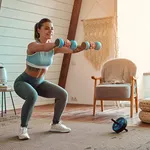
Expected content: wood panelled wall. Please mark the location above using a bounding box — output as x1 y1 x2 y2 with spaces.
0 0 74 109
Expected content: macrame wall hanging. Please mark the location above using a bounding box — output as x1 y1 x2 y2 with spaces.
82 0 118 70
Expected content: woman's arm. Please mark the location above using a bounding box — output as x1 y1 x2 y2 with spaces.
27 42 56 54
54 42 86 54
54 47 72 54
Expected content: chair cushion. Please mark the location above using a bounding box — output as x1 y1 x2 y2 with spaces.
95 83 131 99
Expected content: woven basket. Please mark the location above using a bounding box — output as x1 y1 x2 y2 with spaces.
139 111 150 123
139 100 150 112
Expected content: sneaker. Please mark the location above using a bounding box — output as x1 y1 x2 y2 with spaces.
50 122 71 133
18 127 30 140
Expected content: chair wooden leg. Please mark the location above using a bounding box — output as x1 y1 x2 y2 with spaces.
10 92 16 115
135 96 138 113
93 98 96 116
101 100 104 112
130 98 134 118
1 92 3 117
4 92 6 114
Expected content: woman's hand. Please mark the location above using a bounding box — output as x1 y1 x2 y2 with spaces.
72 42 86 53
54 39 72 54
54 40 94 54
89 41 96 49
64 39 71 48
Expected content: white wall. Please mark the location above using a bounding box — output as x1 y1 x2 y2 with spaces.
66 0 116 104
117 0 150 99
0 0 74 110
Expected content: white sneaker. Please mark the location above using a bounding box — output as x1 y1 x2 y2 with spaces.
18 127 30 140
50 122 71 133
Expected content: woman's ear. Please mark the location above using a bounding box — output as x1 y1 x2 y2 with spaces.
37 28 40 34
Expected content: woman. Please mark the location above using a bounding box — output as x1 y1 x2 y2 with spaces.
14 18 89 140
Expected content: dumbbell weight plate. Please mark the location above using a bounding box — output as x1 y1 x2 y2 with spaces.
70 40 77 50
84 41 90 50
95 41 102 50
55 38 64 48
80 42 88 50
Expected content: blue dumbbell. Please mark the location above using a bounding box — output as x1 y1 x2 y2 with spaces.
55 38 65 48
95 41 102 50
84 41 91 50
55 38 77 50
70 40 78 50
84 41 102 50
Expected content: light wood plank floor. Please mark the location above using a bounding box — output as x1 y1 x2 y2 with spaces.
5 104 150 128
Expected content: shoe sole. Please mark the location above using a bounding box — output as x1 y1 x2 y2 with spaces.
18 136 30 140
49 130 71 133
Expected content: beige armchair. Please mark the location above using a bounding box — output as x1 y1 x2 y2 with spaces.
91 58 138 118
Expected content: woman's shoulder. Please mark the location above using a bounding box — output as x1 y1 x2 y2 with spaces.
27 41 38 55
27 41 40 51
28 40 39 46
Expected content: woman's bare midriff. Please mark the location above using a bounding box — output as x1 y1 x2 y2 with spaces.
25 65 47 78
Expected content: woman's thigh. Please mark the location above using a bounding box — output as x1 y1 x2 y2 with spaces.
14 81 38 100
36 81 68 99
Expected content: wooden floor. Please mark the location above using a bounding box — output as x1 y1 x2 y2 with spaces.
5 104 150 127
10 104 149 128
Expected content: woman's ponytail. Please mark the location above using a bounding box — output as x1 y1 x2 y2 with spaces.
34 22 40 41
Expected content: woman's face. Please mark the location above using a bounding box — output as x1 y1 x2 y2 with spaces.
38 22 54 40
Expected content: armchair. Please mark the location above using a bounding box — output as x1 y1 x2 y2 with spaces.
91 58 138 118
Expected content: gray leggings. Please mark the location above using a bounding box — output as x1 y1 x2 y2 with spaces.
14 72 68 127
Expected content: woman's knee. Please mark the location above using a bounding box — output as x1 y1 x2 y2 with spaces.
27 91 38 104
14 81 24 98
14 81 38 103
58 89 68 103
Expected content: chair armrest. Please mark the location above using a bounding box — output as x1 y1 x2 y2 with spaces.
91 76 102 80
131 76 138 84
131 76 137 81
91 76 103 84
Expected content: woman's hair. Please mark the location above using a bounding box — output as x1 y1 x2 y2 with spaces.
34 18 52 41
